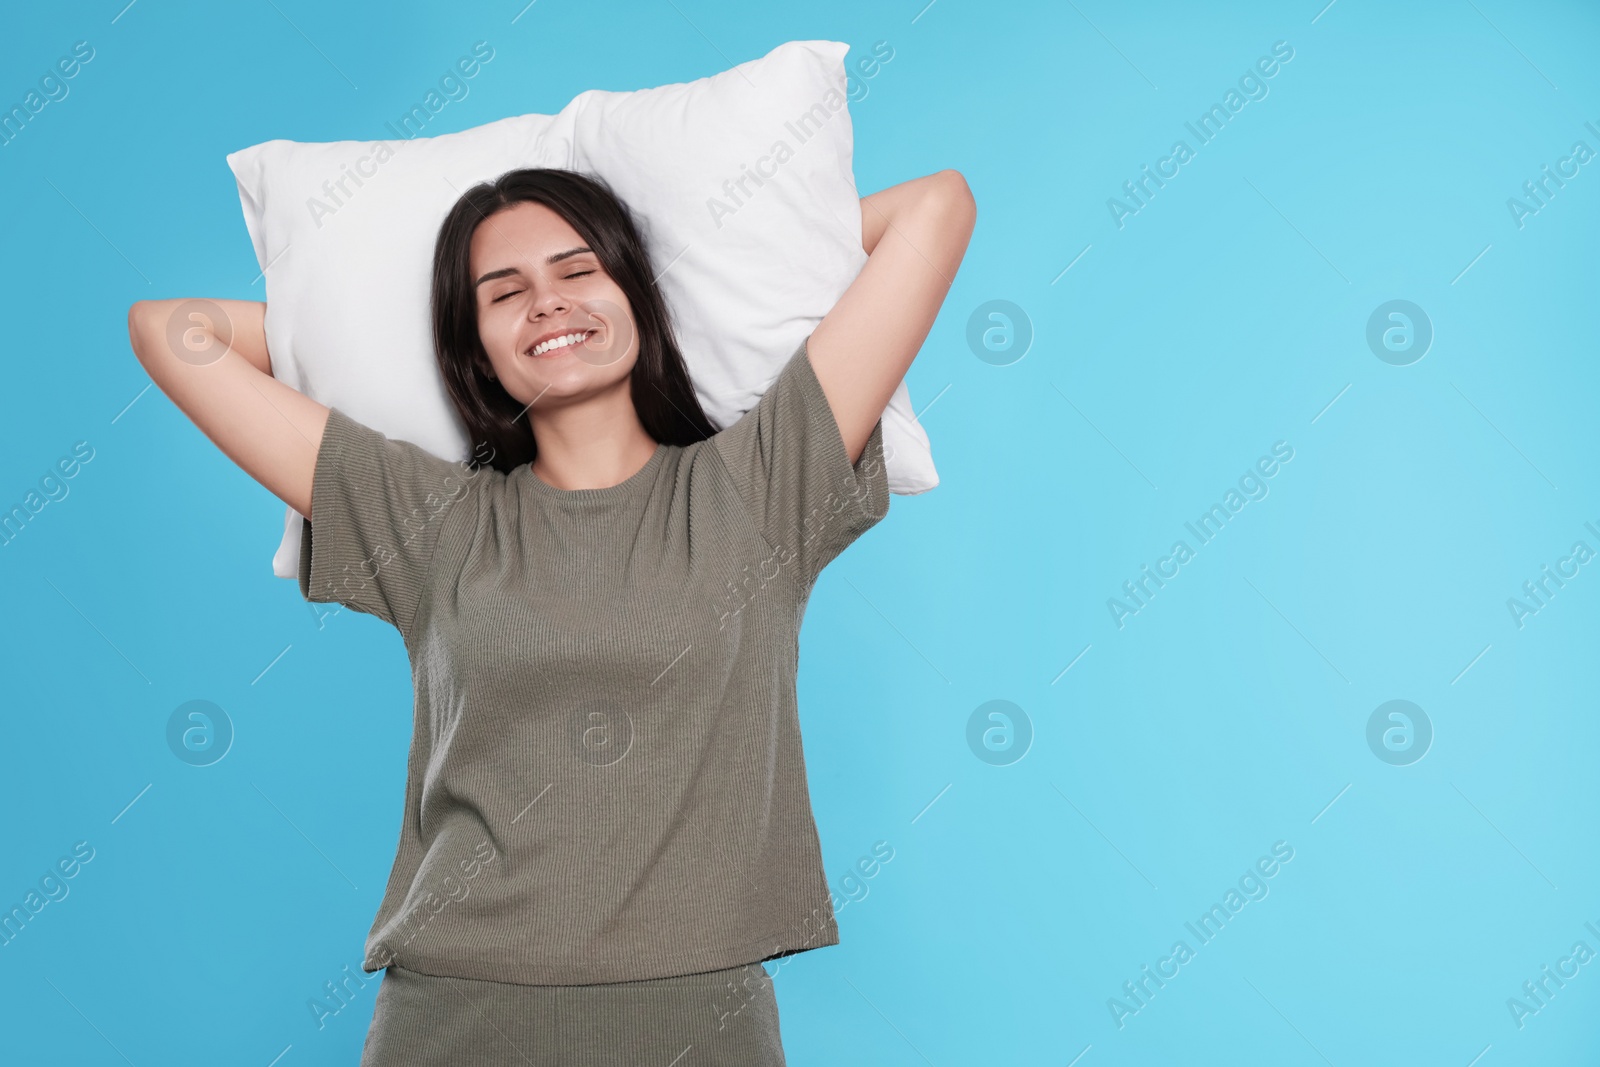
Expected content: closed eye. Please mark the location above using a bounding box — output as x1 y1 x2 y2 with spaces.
490 271 594 303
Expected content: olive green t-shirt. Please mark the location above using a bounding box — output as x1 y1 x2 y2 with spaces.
299 336 890 985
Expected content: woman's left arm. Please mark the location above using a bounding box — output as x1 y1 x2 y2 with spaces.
808 170 977 464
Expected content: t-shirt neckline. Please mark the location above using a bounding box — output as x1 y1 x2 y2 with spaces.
523 441 668 502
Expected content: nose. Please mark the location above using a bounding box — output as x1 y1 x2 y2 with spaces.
524 270 570 321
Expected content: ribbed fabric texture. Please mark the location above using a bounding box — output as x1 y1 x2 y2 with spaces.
299 336 890 988
359 962 785 1066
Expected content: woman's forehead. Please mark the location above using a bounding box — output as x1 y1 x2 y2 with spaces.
470 201 583 267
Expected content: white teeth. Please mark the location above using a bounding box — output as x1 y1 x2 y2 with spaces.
529 330 593 357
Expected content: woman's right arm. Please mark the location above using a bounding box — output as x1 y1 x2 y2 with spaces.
127 299 329 519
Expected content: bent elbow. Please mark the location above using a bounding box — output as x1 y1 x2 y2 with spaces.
127 301 151 362
128 299 181 368
938 169 973 203
933 170 976 227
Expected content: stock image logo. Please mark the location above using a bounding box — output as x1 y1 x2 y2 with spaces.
966 698 1033 766
165 699 234 767
1365 300 1432 366
572 698 634 767
1365 699 1432 766
565 298 635 369
163 298 234 367
966 299 1032 366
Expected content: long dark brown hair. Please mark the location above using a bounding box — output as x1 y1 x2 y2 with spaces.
430 168 718 473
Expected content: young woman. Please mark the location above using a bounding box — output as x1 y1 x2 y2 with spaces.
129 166 974 1064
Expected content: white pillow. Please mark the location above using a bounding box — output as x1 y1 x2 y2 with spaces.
224 38 938 580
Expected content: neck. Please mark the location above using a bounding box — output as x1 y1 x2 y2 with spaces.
527 392 657 491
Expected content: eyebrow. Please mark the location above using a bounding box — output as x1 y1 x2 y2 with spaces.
474 247 594 289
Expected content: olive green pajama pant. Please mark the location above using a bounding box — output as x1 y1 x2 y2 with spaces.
359 960 786 1066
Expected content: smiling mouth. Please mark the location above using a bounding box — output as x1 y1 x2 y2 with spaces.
525 327 599 358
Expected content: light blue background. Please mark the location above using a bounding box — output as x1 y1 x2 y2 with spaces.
2 1 1597 1064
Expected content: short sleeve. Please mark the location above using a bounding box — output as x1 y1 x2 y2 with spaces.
709 336 891 592
298 406 477 635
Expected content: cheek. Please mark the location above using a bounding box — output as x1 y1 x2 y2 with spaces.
477 306 519 348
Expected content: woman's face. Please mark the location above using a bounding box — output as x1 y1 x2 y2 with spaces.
469 200 638 411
